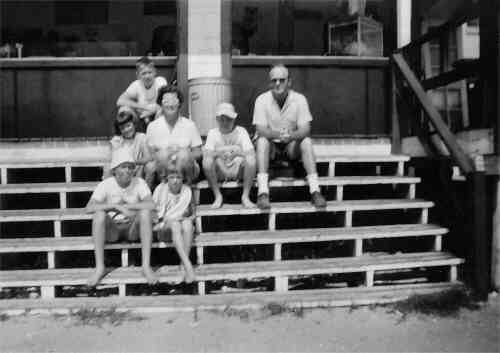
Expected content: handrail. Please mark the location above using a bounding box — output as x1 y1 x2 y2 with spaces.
392 53 475 174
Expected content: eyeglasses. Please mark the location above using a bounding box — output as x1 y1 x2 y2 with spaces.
270 78 287 84
119 164 136 170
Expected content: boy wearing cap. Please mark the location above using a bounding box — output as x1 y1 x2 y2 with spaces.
103 106 156 189
153 163 196 283
86 148 157 287
203 102 256 208
116 56 167 125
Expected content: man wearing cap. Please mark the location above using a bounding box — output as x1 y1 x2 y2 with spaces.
86 147 157 287
203 102 256 208
252 64 327 210
104 106 156 189
146 85 202 185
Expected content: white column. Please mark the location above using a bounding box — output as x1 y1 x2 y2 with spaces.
397 0 412 48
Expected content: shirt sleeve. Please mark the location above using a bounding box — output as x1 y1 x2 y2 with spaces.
135 178 152 200
136 133 152 161
204 129 217 151
189 121 203 148
297 95 313 126
90 180 108 203
252 95 268 126
238 127 254 152
156 76 168 88
124 81 139 100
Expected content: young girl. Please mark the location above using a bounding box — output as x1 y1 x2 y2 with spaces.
104 106 155 189
152 163 196 283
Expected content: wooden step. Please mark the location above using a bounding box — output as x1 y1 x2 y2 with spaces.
0 176 419 194
0 199 434 222
0 252 464 298
0 224 449 267
0 282 464 315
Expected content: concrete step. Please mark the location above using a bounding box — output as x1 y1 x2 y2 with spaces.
0 282 464 315
0 224 449 266
0 252 464 298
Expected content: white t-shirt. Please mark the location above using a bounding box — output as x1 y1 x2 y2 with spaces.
110 132 150 163
90 177 151 222
146 116 202 151
204 126 254 154
252 90 313 134
153 183 193 221
124 76 168 107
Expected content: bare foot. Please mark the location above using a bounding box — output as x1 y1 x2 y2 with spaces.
142 266 159 285
241 196 256 208
184 266 196 283
211 194 223 209
87 267 106 287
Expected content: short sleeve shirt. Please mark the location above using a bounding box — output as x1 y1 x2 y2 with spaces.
252 90 313 133
146 116 203 151
90 177 151 205
153 183 193 221
110 132 151 163
204 126 254 153
124 76 168 106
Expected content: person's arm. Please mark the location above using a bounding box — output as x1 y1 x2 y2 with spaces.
288 121 311 141
116 83 157 115
256 124 281 140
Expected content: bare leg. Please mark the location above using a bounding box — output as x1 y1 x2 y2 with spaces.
171 221 195 283
138 209 158 285
256 136 271 175
297 137 317 175
87 211 107 287
202 155 223 208
242 154 256 208
181 219 194 258
176 149 198 185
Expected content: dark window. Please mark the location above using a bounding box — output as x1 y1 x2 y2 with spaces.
144 0 176 15
55 1 109 25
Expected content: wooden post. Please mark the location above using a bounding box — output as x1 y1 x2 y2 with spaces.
391 67 402 154
176 0 189 116
466 172 489 300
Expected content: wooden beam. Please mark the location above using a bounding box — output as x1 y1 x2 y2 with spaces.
480 0 499 151
422 65 479 91
392 53 475 173
176 0 189 116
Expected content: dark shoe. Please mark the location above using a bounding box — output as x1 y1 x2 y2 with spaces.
311 191 327 208
257 193 271 210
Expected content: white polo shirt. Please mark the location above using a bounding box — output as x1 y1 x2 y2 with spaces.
124 76 168 107
146 116 202 151
252 90 313 133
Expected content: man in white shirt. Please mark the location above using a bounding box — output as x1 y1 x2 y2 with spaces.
146 85 202 185
253 64 327 210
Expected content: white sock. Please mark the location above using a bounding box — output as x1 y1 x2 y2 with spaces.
257 173 269 195
307 173 320 194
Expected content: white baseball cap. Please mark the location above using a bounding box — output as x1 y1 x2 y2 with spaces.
215 102 238 119
110 147 135 170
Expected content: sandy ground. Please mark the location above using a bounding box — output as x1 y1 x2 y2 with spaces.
1 296 498 353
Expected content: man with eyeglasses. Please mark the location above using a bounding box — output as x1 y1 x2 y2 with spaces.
253 64 327 210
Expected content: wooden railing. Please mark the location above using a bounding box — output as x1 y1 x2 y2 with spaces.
390 10 489 300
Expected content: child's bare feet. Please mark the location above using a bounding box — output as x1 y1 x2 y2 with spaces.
142 266 159 285
241 196 256 208
87 267 106 287
211 193 223 209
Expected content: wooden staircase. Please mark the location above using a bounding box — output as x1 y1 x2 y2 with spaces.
0 138 464 312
